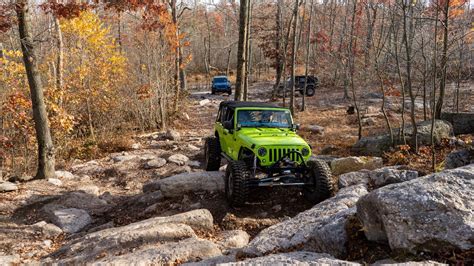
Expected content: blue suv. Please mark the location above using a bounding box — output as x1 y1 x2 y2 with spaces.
211 76 232 95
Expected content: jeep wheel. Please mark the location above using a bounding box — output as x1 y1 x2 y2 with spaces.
304 159 334 204
305 86 315 97
204 137 221 171
225 161 250 207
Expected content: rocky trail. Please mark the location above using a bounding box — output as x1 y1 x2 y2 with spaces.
1 83 473 265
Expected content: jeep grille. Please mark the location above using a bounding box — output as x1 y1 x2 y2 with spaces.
268 147 301 163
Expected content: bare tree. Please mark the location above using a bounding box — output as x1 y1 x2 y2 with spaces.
16 0 56 179
235 0 249 101
301 0 314 112
289 0 299 114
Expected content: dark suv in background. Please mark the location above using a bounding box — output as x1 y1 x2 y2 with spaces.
278 75 320 97
211 76 232 95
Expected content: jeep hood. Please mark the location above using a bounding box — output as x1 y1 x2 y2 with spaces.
237 128 308 147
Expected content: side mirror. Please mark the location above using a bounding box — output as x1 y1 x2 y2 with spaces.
223 121 234 130
292 124 300 131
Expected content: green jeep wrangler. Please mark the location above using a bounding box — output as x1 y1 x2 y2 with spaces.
204 101 333 206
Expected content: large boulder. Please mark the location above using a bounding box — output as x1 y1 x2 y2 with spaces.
357 164 474 253
352 120 453 156
220 252 360 266
331 156 383 176
144 172 224 197
49 209 213 263
242 184 368 258
441 112 474 135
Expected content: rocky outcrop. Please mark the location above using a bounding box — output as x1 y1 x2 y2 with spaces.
220 252 360 266
357 164 474 253
143 171 225 197
216 230 250 249
338 166 418 189
331 156 383 176
352 120 453 156
441 112 474 135
242 184 368 258
49 209 214 263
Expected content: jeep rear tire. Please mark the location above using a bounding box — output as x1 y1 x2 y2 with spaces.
225 161 250 207
204 137 221 171
304 159 334 204
305 86 315 97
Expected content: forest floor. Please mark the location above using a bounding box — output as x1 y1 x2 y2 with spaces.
0 81 473 263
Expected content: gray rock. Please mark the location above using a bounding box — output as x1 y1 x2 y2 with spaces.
352 120 453 156
40 191 110 217
199 99 210 106
136 191 164 204
338 170 371 188
331 156 383 176
71 160 104 176
49 208 91 233
147 171 225 197
373 260 447 266
144 158 167 169
306 125 325 135
243 185 368 258
47 178 62 186
8 175 33 182
187 160 201 168
112 154 139 163
357 164 474 253
164 129 181 141
445 146 474 169
0 255 20 265
0 181 18 192
77 185 100 196
168 154 190 166
55 170 75 179
441 112 474 135
98 237 222 265
339 166 419 189
217 230 250 249
369 166 418 188
32 221 63 237
221 252 361 266
50 209 214 263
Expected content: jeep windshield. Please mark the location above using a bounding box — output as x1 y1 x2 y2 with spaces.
213 77 228 83
237 109 292 128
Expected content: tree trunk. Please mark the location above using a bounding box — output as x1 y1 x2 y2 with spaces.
54 17 63 95
235 0 249 101
289 0 299 114
435 0 450 119
272 0 284 100
431 6 439 171
243 0 252 101
402 0 417 152
171 0 181 113
301 0 314 112
16 0 56 179
348 0 362 140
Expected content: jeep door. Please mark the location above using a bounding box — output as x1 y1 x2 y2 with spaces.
217 107 236 158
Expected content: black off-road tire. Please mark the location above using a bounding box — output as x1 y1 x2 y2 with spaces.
305 86 315 97
204 137 221 171
225 160 250 207
304 159 334 204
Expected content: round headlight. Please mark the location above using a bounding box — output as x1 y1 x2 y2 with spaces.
301 147 310 156
258 147 267 157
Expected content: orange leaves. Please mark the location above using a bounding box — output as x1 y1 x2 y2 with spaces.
40 1 91 19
